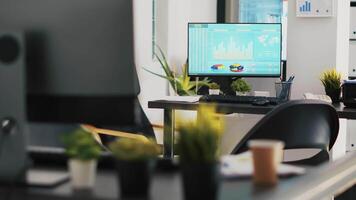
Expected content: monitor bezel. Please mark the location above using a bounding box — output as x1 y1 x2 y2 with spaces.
187 22 283 78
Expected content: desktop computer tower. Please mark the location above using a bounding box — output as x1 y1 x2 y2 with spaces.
0 32 28 182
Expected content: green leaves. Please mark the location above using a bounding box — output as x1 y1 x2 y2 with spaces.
177 106 224 164
144 45 210 96
209 82 220 89
109 138 160 161
61 128 102 160
231 78 251 93
320 69 342 90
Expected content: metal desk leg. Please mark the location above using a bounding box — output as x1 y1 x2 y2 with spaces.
163 109 175 159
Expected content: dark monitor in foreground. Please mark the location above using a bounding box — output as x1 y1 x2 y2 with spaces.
188 23 282 77
0 0 141 184
0 0 139 126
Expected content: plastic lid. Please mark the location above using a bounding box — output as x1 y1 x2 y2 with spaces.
248 139 285 148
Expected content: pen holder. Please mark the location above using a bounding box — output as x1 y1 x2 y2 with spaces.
275 81 292 101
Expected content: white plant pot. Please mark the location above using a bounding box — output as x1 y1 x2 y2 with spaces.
209 89 220 95
236 91 248 96
69 159 97 189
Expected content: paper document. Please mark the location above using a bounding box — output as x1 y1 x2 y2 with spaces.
221 151 306 178
157 96 201 103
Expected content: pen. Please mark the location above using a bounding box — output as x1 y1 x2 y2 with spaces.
287 75 295 83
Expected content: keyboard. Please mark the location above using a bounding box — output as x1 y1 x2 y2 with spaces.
199 95 282 105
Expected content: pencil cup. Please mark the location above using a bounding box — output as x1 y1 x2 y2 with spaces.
275 82 292 101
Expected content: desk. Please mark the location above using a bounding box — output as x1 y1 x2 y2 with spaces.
148 100 356 158
0 170 301 200
0 173 311 200
1 151 355 200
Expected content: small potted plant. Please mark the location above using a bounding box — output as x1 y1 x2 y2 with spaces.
62 128 102 189
209 82 221 95
109 138 160 198
231 78 251 96
320 69 342 103
177 105 224 200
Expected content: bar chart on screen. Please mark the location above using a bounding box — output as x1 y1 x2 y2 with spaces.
188 24 282 76
296 0 333 17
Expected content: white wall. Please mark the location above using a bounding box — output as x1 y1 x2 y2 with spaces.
167 0 217 68
133 0 217 125
287 0 349 99
133 0 167 125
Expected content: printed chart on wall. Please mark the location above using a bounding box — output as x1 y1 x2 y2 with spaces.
296 0 333 17
188 23 282 76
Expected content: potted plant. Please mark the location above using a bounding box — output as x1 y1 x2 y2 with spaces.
62 128 102 189
209 82 221 95
231 78 251 96
109 138 160 198
177 105 224 200
320 69 342 103
145 45 211 123
144 45 211 96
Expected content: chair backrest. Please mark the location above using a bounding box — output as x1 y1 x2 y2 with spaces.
231 100 339 154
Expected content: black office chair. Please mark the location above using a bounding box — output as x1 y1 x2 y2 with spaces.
231 100 339 166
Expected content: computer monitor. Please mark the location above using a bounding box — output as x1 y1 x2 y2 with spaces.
0 0 139 126
188 23 282 77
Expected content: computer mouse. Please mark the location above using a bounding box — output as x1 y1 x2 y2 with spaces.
252 99 270 106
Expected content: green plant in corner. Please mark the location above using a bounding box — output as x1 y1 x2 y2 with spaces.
144 45 210 96
320 69 342 91
231 78 251 93
109 138 160 161
62 128 102 160
320 68 342 103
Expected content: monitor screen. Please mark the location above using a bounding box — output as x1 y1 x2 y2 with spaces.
188 23 282 77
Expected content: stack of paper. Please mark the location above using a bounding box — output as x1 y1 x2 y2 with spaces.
157 96 201 103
